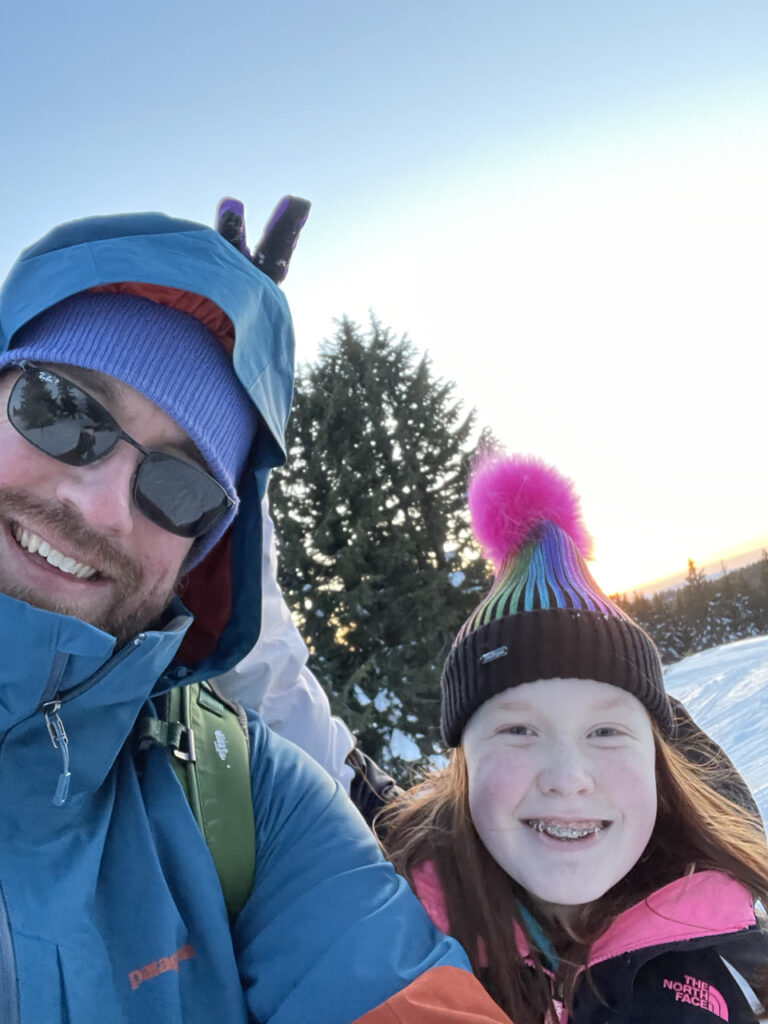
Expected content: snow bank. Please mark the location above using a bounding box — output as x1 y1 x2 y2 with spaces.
665 635 768 823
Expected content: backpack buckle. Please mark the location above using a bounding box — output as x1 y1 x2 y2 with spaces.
133 716 196 763
170 724 197 763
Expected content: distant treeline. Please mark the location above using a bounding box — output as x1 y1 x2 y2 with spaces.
613 554 768 664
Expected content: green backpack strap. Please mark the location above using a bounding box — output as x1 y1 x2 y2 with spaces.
135 680 256 921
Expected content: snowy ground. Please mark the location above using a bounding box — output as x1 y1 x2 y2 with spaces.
665 635 768 824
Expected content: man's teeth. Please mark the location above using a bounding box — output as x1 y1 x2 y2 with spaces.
527 820 606 840
12 526 97 579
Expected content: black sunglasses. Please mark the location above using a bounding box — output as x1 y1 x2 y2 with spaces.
7 363 234 539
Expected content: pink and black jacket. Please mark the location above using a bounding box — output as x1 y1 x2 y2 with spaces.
413 864 767 1023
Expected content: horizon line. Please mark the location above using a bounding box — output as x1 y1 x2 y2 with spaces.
617 535 768 598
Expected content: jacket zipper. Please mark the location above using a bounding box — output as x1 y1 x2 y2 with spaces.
0 631 158 1012
48 633 147 707
42 702 72 807
37 633 147 806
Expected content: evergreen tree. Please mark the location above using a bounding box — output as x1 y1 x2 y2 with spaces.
757 551 768 633
270 316 488 779
681 558 709 652
649 591 682 662
616 554 768 665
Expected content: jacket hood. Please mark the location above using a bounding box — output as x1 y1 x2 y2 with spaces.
0 212 295 678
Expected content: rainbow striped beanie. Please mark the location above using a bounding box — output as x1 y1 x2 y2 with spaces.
440 454 671 746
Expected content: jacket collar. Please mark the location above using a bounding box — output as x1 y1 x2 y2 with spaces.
0 592 193 801
588 871 756 967
411 861 754 977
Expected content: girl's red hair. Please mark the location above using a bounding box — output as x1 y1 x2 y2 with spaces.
379 724 768 1022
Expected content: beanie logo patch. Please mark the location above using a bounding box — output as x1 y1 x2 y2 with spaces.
479 646 509 665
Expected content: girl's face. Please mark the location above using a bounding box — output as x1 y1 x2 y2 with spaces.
463 678 657 920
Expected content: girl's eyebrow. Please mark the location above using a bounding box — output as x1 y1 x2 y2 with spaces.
592 696 633 710
493 694 632 713
494 700 535 712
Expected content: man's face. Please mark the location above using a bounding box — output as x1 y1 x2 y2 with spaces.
0 364 195 643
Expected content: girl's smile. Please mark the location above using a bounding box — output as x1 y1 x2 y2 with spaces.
523 818 609 840
462 677 657 915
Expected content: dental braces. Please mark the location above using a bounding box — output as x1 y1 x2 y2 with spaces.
529 821 605 839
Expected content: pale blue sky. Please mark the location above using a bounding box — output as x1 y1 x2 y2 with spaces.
3 1 767 591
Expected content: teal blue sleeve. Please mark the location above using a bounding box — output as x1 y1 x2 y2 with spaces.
233 711 474 1024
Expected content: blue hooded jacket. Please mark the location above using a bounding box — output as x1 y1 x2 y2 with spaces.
0 215 502 1024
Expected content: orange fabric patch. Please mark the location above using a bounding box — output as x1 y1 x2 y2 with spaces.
354 965 513 1023
90 282 235 354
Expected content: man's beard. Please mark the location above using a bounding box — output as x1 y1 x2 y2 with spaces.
0 489 181 647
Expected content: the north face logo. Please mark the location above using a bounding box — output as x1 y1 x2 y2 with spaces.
663 975 729 1021
214 729 229 761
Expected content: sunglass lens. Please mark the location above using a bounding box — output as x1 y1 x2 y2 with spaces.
10 369 118 465
133 452 230 538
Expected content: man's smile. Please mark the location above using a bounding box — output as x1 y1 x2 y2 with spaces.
12 523 99 579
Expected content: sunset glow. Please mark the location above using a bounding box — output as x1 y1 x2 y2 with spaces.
3 2 766 596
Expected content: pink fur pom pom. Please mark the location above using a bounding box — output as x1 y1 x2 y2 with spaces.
468 453 593 570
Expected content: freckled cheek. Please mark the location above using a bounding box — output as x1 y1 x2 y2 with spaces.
467 751 531 828
605 757 658 834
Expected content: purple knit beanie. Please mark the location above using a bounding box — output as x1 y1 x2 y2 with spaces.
0 291 259 566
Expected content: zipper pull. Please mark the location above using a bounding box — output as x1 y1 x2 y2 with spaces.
42 701 72 806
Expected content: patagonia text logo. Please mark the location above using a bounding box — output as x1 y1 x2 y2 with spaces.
214 729 229 761
129 944 196 991
663 975 729 1021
